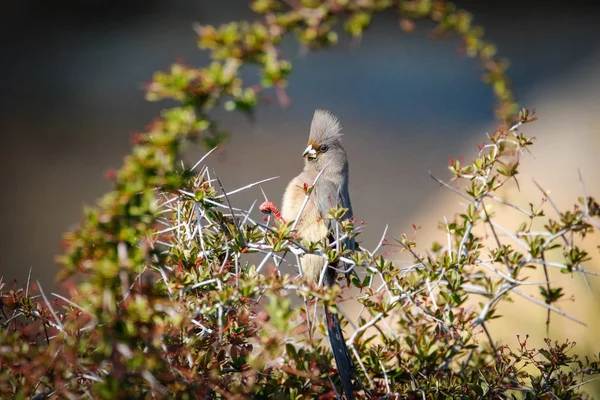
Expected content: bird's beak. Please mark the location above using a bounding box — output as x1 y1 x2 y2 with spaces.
302 144 317 160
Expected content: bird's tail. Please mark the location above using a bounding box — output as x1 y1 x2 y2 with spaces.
324 303 355 400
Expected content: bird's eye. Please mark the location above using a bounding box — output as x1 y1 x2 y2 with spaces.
320 145 329 153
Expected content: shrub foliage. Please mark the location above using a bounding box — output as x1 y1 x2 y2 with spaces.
1 1 599 399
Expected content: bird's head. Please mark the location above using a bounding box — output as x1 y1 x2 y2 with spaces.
302 109 347 172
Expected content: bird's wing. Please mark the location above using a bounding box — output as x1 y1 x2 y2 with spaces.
315 179 353 229
315 179 355 256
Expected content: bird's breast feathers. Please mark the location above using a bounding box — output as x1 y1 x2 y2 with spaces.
281 177 328 242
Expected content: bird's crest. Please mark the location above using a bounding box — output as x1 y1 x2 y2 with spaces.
309 109 342 145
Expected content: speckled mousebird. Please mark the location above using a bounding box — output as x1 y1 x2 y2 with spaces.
281 109 356 399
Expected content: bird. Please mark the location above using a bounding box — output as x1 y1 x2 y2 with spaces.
280 109 356 399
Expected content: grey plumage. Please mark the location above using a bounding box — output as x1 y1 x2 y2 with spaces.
309 110 343 145
281 110 354 281
281 109 356 399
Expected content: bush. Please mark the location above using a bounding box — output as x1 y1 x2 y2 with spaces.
1 1 599 398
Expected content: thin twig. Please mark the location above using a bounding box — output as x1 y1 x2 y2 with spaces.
191 146 219 171
430 172 472 201
512 288 586 326
37 281 64 332
214 176 279 200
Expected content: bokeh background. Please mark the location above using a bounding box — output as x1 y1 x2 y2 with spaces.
2 0 600 393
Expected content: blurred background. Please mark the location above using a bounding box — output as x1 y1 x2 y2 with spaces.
1 0 599 393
